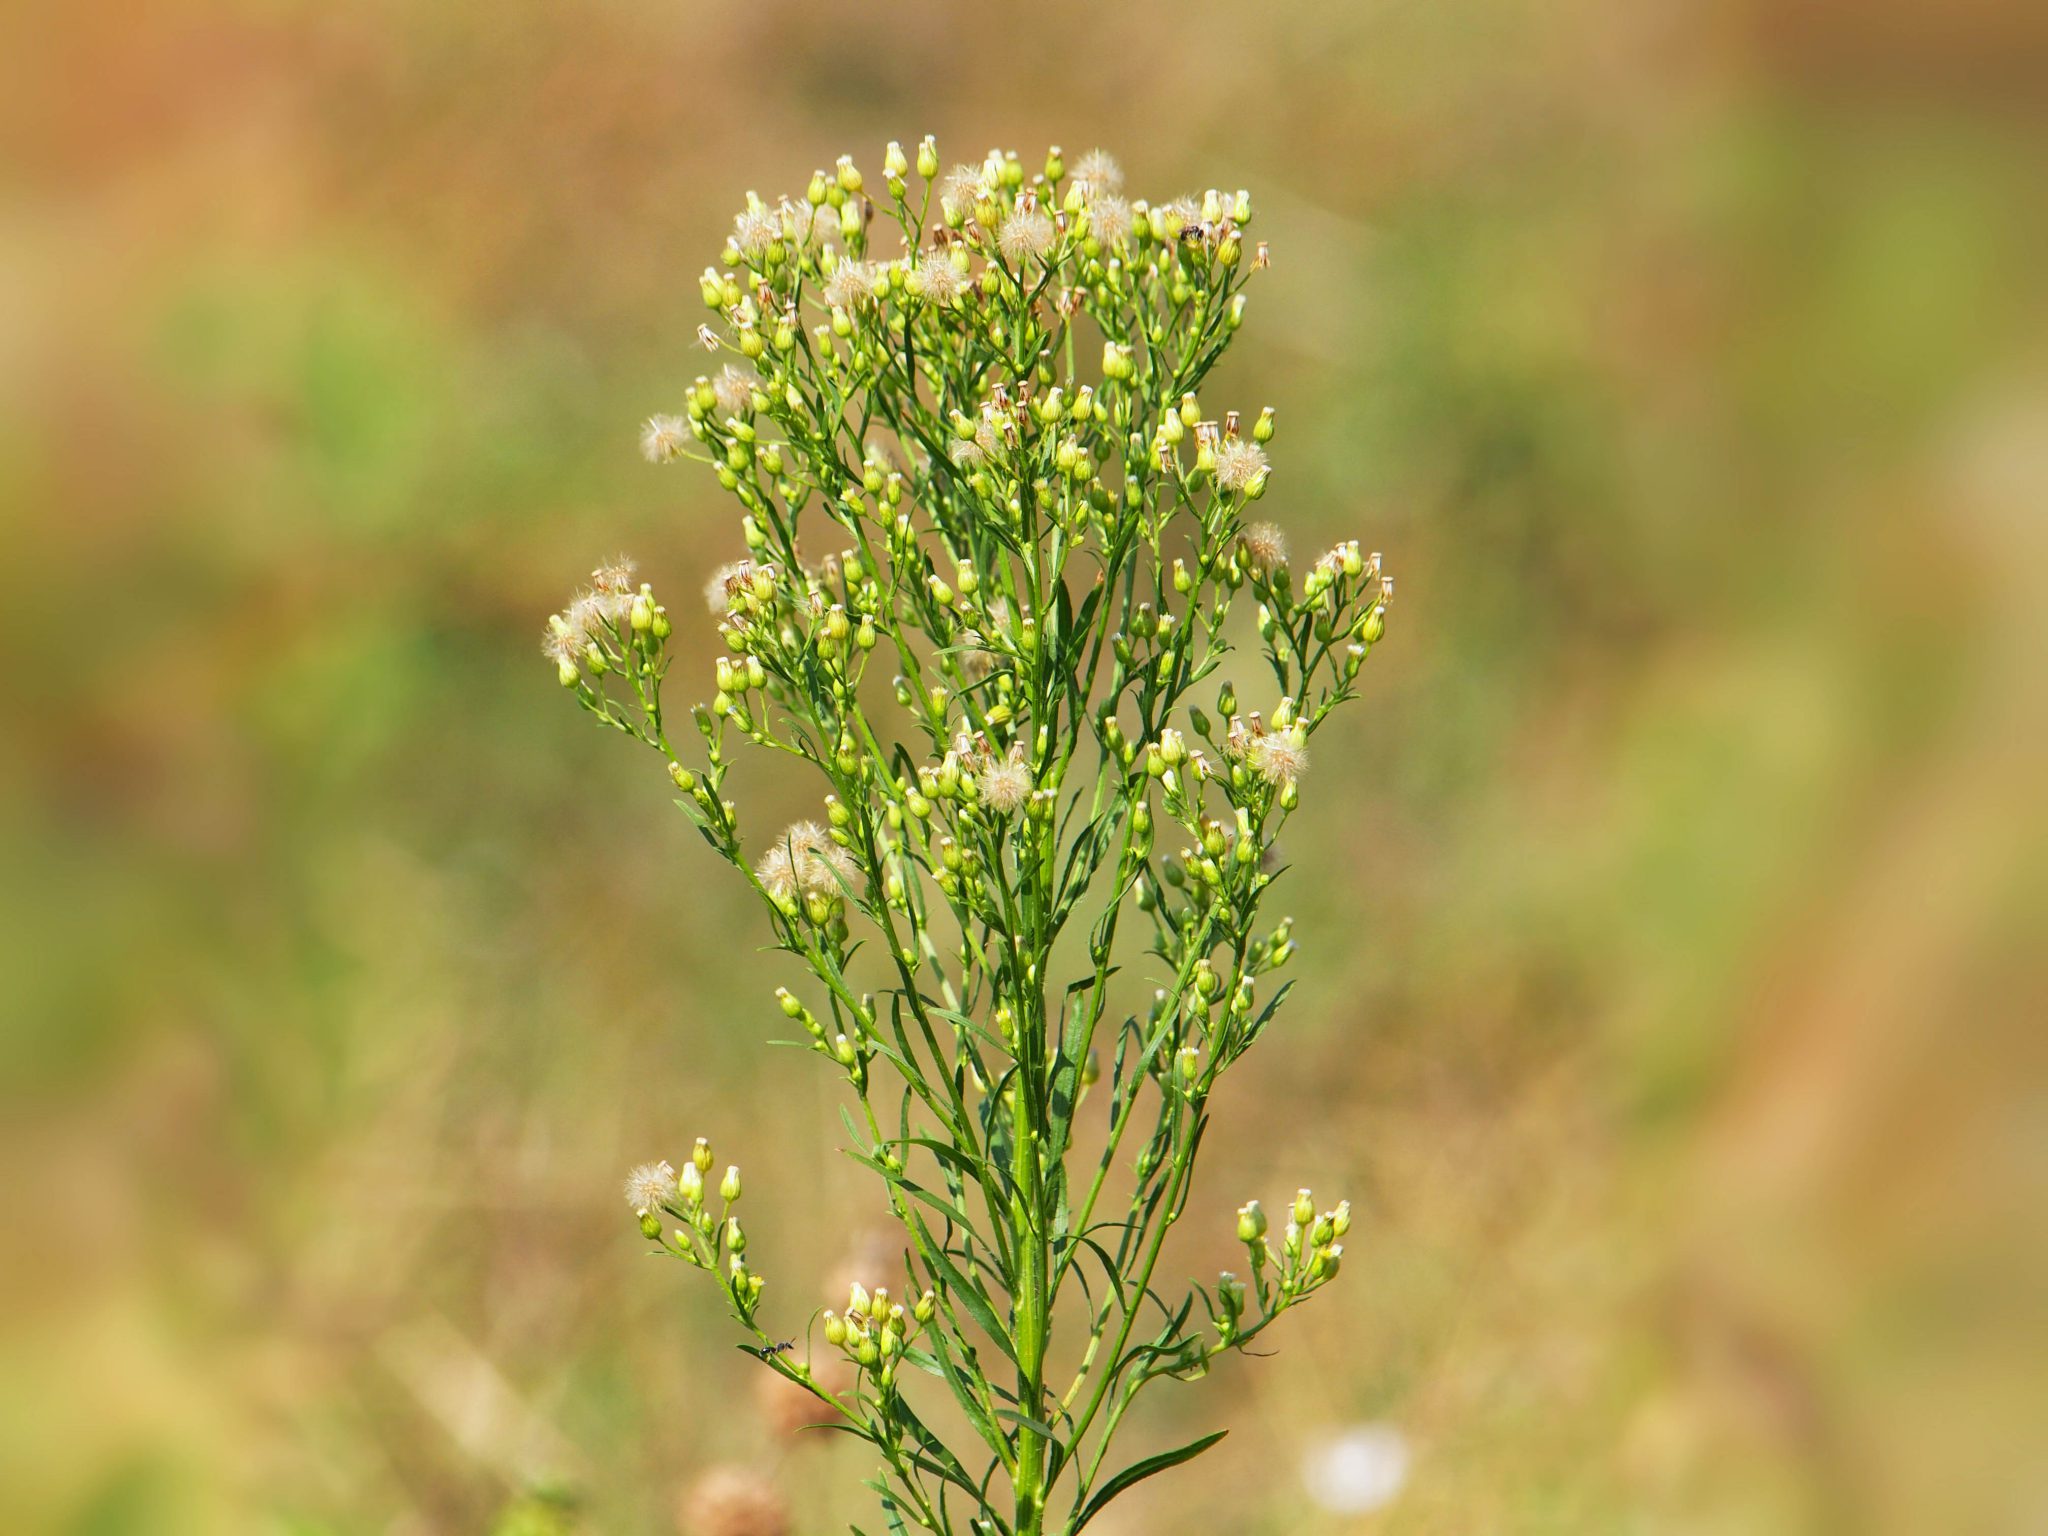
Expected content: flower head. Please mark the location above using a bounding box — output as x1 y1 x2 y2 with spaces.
1249 729 1308 787
757 820 860 904
780 196 835 247
1155 197 1203 241
911 252 971 305
975 743 1033 815
998 203 1056 266
823 260 879 311
1215 438 1269 494
623 1160 677 1215
939 162 991 218
1070 148 1124 198
711 365 759 419
1087 195 1132 248
1241 521 1289 573
542 614 582 667
567 587 625 635
732 203 781 259
705 559 754 613
592 556 638 595
641 414 689 463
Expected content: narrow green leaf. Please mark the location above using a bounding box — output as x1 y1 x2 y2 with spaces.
1074 1430 1229 1532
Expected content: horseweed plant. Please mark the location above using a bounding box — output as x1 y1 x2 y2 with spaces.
548 141 1393 1535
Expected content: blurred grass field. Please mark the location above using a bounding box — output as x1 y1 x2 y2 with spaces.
4 0 2046 1531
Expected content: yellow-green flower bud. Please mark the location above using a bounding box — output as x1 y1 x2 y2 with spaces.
1293 1188 1315 1226
721 1166 743 1203
1237 1200 1268 1242
693 1138 714 1173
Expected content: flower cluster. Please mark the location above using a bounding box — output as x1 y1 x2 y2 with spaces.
623 1138 763 1322
1218 1189 1350 1342
567 140 1395 1536
820 1280 938 1396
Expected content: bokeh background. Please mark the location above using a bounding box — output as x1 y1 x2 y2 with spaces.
5 0 2045 1531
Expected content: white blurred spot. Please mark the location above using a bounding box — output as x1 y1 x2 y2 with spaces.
1301 1422 1411 1515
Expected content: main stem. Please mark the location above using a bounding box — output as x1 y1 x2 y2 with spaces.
1011 1077 1050 1536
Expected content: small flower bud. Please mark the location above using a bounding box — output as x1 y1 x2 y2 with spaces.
693 1138 714 1173
721 1166 743 1203
1293 1188 1315 1226
1237 1201 1268 1242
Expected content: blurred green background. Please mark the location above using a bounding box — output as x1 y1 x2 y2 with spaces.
5 0 2045 1531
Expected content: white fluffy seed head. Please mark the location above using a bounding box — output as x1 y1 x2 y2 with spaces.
1088 195 1132 247
705 559 754 613
1241 521 1288 572
940 163 991 217
640 414 689 463
542 615 581 666
823 260 879 311
1250 730 1308 787
732 203 781 258
780 196 835 247
711 365 758 419
1215 438 1269 493
998 206 1056 265
624 1160 677 1215
912 253 970 305
1071 148 1124 198
976 744 1033 815
758 821 859 902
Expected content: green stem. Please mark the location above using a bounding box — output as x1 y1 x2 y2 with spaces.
1011 1052 1050 1536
